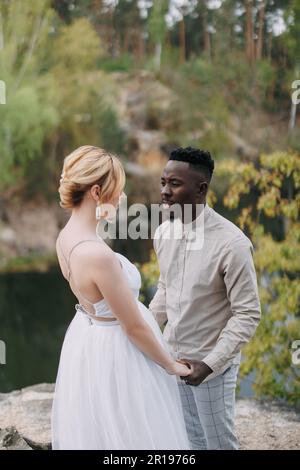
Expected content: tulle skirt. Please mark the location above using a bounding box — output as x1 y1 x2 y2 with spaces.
51 301 190 450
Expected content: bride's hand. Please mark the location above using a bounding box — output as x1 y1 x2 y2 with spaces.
165 360 193 377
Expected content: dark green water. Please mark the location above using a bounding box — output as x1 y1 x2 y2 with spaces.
0 268 74 392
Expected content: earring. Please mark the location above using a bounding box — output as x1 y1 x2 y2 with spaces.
96 201 101 220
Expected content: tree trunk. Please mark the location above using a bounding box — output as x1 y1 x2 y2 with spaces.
123 30 129 54
245 0 254 64
288 100 297 134
166 30 172 50
179 18 186 64
154 42 162 71
138 31 145 61
92 0 102 11
267 30 273 59
114 32 121 58
256 1 265 60
203 8 211 61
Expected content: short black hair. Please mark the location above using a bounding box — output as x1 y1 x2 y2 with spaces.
169 146 214 181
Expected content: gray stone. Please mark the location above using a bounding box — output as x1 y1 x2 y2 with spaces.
0 426 32 450
0 383 54 450
0 383 299 450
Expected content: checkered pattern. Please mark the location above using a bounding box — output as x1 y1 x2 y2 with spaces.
178 365 240 450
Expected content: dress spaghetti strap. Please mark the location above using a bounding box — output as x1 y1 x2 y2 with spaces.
57 237 106 307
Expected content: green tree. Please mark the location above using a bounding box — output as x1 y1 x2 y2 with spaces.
0 1 126 199
218 150 300 405
113 0 145 59
148 0 169 71
0 0 58 193
283 0 300 134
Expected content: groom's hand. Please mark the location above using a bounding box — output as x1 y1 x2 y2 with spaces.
178 360 213 386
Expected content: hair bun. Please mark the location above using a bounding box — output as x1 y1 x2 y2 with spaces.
58 146 125 210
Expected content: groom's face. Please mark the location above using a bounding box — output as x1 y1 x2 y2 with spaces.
160 160 208 213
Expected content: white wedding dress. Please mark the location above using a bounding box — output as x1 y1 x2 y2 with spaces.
51 241 190 450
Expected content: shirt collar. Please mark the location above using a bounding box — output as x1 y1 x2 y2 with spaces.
182 203 210 234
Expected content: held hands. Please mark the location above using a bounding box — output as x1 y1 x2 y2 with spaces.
165 360 194 377
177 359 213 386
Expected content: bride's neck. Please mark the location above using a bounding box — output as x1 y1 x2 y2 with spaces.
66 206 98 237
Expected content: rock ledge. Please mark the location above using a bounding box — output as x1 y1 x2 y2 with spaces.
0 383 299 450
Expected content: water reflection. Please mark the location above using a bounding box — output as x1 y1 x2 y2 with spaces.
0 269 74 392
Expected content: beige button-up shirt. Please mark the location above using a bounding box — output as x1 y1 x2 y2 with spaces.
149 204 261 381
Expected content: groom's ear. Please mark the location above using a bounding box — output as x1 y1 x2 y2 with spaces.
196 180 208 198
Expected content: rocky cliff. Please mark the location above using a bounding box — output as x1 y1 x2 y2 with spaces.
0 383 299 450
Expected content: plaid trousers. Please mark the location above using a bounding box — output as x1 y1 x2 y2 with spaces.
177 364 240 450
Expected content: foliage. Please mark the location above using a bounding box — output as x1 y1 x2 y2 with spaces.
99 54 135 73
217 151 300 405
0 0 59 191
0 0 127 198
0 251 57 274
0 0 299 198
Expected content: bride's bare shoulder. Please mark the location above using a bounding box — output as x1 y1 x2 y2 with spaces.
56 232 114 263
75 241 120 277
72 239 117 267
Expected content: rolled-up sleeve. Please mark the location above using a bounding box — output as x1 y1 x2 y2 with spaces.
149 235 168 327
202 238 261 373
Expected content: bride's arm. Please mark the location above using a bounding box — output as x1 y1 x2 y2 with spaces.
88 245 190 377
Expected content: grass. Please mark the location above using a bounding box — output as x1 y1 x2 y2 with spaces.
0 251 58 274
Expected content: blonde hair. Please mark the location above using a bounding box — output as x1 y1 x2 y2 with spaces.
58 145 125 210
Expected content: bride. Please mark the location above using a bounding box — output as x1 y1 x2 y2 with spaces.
51 145 192 450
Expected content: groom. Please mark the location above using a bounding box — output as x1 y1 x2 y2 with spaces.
149 146 261 450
